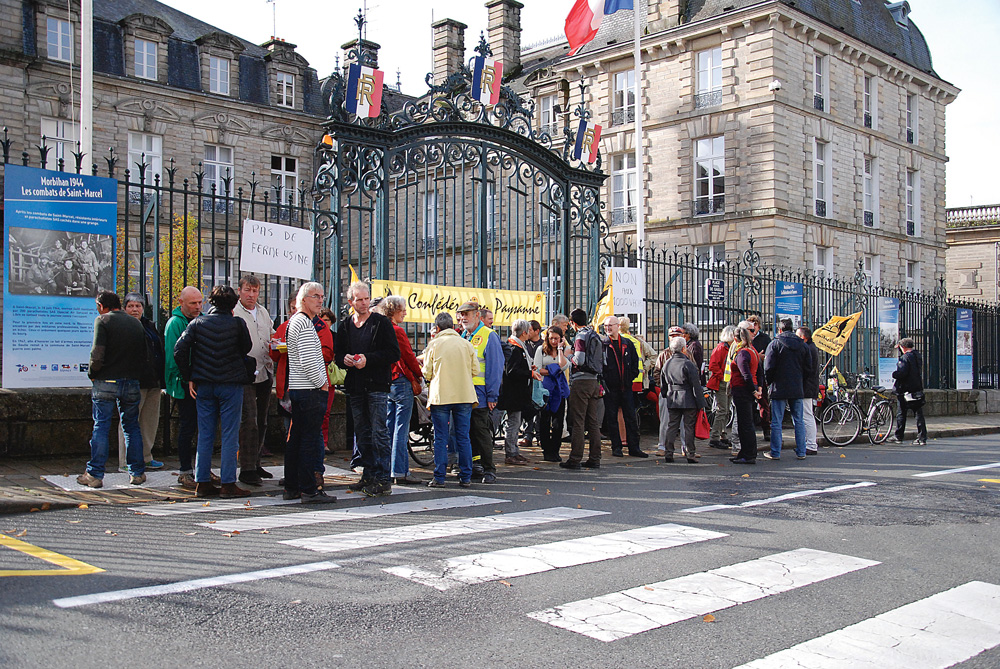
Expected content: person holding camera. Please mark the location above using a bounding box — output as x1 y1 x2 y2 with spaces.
890 338 927 445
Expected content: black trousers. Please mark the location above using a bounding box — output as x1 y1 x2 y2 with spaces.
603 388 639 452
539 400 567 459
732 386 758 461
470 406 496 473
895 395 927 442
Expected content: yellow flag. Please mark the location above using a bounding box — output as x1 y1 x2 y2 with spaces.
348 265 361 315
813 312 863 356
591 272 613 328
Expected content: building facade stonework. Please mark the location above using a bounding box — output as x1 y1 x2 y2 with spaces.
946 205 1000 303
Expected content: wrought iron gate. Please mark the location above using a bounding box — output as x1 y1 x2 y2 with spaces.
313 37 606 340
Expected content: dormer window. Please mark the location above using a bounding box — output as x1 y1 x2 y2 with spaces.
209 56 230 95
135 38 157 80
887 1 910 28
276 72 295 108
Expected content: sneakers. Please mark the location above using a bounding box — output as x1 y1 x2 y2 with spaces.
481 472 497 484
427 480 446 488
130 473 146 485
887 437 903 444
796 455 807 460
76 472 103 488
238 470 264 486
176 472 196 490
913 438 927 446
361 481 392 497
301 491 337 504
762 452 780 461
145 459 164 470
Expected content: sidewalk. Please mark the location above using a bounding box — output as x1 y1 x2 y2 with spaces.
1 414 997 516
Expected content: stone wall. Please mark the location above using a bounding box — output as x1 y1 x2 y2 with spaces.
0 388 348 459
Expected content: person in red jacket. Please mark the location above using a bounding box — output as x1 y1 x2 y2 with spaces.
708 325 736 450
377 296 424 484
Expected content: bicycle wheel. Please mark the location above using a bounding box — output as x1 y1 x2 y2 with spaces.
821 401 862 446
867 400 896 444
407 423 435 467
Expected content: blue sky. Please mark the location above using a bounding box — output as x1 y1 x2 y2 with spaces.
160 0 1000 208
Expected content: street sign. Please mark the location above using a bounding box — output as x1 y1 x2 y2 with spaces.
705 278 725 302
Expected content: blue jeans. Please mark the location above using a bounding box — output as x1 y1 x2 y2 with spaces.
87 379 143 479
285 388 328 494
195 383 243 484
350 391 391 483
769 397 806 457
430 404 473 483
387 377 414 477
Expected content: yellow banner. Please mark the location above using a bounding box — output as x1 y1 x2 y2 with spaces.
813 312 863 356
591 271 613 328
369 279 546 327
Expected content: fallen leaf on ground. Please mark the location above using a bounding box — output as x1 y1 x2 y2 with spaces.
644 586 654 591
260 530 269 534
40 503 51 511
222 533 238 537
104 530 118 536
703 614 716 622
741 474 750 478
29 508 39 512
592 487 596 491
206 520 216 524
519 500 527 503
168 500 176 504
183 532 197 536
545 489 551 495
231 530 241 535
494 509 503 514
290 599 302 604
78 503 89 509
577 504 582 509
67 520 82 524
499 580 512 587
202 502 211 507
840 454 847 458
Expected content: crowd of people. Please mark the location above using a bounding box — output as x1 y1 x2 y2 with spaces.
75 279 930 497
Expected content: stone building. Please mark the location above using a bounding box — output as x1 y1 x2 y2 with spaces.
946 204 1000 302
501 0 959 289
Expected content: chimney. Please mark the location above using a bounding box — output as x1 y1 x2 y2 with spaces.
485 0 522 75
341 38 381 71
648 0 686 31
432 19 467 85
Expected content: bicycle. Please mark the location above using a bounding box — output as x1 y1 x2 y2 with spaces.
820 372 896 446
407 394 435 467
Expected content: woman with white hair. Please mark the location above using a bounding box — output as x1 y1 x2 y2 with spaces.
118 291 165 471
378 295 424 484
661 336 707 463
497 319 536 465
707 325 736 450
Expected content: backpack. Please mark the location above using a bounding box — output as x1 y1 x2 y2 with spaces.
579 328 604 375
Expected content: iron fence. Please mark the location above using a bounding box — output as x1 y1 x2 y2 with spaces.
602 238 1000 390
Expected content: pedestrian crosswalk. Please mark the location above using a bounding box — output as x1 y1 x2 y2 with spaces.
66 488 1000 667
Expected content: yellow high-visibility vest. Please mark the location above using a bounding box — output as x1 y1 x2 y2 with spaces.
468 324 495 387
622 333 644 384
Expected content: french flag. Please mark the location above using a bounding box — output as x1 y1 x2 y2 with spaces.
572 119 602 163
345 63 384 118
471 57 503 106
565 0 634 56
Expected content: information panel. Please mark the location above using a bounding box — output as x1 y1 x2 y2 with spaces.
956 308 973 390
877 297 900 389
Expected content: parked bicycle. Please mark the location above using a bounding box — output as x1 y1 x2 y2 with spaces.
821 371 896 446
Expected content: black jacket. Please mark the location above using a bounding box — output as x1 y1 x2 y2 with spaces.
603 336 638 393
802 340 820 399
763 331 813 399
173 308 253 385
138 316 165 389
752 331 771 386
334 312 401 394
497 340 533 412
892 349 924 394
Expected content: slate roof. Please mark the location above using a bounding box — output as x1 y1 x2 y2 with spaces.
521 0 939 79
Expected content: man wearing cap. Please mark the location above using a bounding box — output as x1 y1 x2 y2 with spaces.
457 301 503 484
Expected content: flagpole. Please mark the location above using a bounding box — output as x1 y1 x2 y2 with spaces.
632 1 645 334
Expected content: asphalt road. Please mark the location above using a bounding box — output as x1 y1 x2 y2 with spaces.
2 434 999 669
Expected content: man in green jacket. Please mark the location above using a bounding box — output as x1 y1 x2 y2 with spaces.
164 286 203 489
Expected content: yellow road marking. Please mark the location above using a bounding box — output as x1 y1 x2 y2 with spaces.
0 534 104 577
978 478 1000 484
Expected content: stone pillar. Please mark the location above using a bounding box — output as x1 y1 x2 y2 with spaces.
432 19 467 85
341 38 381 71
485 0 522 74
649 0 685 31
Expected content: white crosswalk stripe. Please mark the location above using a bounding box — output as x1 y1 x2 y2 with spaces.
527 548 880 642
384 523 727 591
281 507 608 553
199 495 508 532
731 581 1000 669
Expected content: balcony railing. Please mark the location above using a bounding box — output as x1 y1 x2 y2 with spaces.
813 94 825 111
947 204 1000 228
538 123 562 138
694 90 722 109
863 112 872 128
611 207 636 226
610 107 635 127
906 129 914 144
815 200 827 217
906 220 916 236
863 211 874 227
694 196 725 216
420 236 442 252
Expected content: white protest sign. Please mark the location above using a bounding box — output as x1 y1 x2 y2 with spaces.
239 219 314 280
611 266 644 313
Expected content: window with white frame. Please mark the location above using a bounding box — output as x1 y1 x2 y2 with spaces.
863 74 877 129
41 118 78 164
863 254 881 286
134 38 157 80
540 260 562 319
276 72 295 108
270 156 297 205
209 56 230 95
814 246 834 278
814 140 830 217
906 169 920 236
863 156 878 228
694 136 725 216
127 132 163 181
538 95 558 136
423 190 439 248
611 153 637 226
906 93 917 143
202 256 232 293
813 54 827 111
46 18 72 63
485 267 498 289
695 47 722 108
485 181 499 242
905 261 921 291
612 70 635 126
203 145 233 196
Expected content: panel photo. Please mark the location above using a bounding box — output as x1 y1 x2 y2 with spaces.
7 227 114 297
